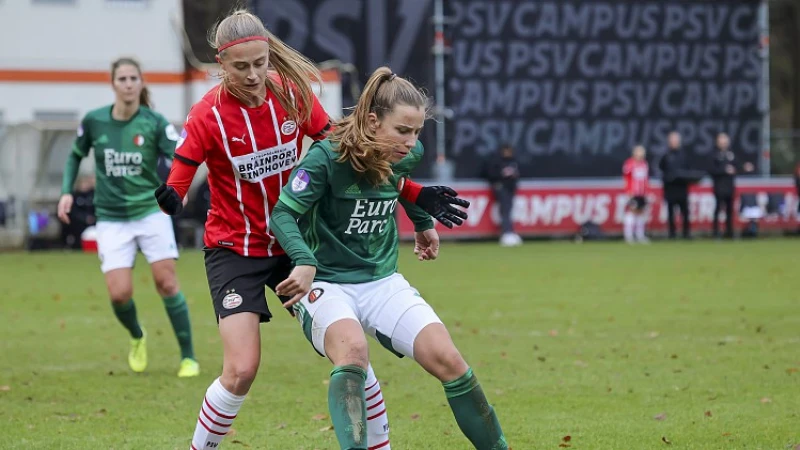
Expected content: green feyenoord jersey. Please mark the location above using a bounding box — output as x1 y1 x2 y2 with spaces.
72 105 179 221
279 139 425 284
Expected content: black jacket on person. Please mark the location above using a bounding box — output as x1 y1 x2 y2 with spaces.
486 155 519 192
709 149 738 197
659 149 690 201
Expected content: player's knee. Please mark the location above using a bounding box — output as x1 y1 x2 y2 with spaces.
222 361 259 395
414 324 469 381
330 336 370 368
154 275 179 297
430 347 468 382
108 286 133 304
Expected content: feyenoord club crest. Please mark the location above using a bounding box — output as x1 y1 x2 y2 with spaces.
133 134 145 147
308 288 324 303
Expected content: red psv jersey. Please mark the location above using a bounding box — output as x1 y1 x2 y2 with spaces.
168 84 330 257
622 158 649 196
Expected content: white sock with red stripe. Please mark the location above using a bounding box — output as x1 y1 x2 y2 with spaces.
365 364 390 450
635 215 647 240
624 212 635 243
190 378 246 450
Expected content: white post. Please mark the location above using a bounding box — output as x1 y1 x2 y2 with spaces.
758 0 771 176
432 0 447 160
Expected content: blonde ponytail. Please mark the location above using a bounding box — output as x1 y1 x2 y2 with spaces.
331 67 429 186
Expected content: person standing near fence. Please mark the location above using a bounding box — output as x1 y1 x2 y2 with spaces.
659 131 692 239
486 143 521 247
709 133 754 239
622 145 650 244
57 57 199 378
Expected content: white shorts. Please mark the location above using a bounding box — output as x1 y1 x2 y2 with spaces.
293 273 443 360
95 211 179 273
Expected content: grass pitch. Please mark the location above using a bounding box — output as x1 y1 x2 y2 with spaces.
1 239 799 449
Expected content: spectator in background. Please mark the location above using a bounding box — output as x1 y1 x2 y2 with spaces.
433 153 455 184
486 143 521 247
659 131 692 239
709 133 754 239
622 145 650 244
61 175 96 249
795 162 800 206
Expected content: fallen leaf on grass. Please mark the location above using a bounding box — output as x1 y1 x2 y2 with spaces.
704 410 712 417
52 294 61 302
662 436 672 444
549 329 559 337
319 425 334 432
648 331 660 339
786 368 799 375
721 432 732 437
410 414 420 420
312 414 327 420
230 440 249 447
322 379 329 385
537 356 546 362
500 352 508 359
558 445 571 448
760 397 772 404
654 413 667 421
276 423 286 429
562 435 572 442
0 386 10 392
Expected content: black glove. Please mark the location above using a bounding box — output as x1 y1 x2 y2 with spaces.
415 186 470 229
155 183 183 216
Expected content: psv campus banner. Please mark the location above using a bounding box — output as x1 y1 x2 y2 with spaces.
396 178 797 239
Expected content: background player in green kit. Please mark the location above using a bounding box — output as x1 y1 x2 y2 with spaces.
57 58 199 378
270 67 508 450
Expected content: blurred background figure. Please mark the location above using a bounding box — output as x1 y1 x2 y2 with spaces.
486 143 521 247
659 131 692 239
622 145 650 244
60 174 96 249
709 133 754 239
433 153 455 184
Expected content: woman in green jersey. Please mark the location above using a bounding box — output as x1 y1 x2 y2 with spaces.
57 58 199 378
270 67 508 450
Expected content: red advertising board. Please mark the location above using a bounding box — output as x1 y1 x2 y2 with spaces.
397 179 798 239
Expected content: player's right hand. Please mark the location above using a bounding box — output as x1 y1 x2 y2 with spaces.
276 265 317 309
57 194 73 224
155 183 184 216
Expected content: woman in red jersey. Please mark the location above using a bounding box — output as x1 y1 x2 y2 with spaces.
154 9 462 450
622 145 650 244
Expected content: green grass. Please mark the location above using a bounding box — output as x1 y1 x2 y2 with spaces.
1 240 799 450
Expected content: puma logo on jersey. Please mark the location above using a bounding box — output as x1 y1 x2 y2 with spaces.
231 134 247 145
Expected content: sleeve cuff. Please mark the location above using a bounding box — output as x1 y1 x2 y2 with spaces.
414 218 435 232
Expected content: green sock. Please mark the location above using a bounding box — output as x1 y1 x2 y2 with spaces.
112 299 143 339
443 368 508 450
163 292 195 360
328 365 367 450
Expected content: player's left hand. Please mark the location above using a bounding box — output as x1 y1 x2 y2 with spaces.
414 229 440 261
155 183 184 215
276 265 317 309
416 186 470 228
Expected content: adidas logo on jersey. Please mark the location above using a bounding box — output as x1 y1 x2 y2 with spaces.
344 184 361 195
